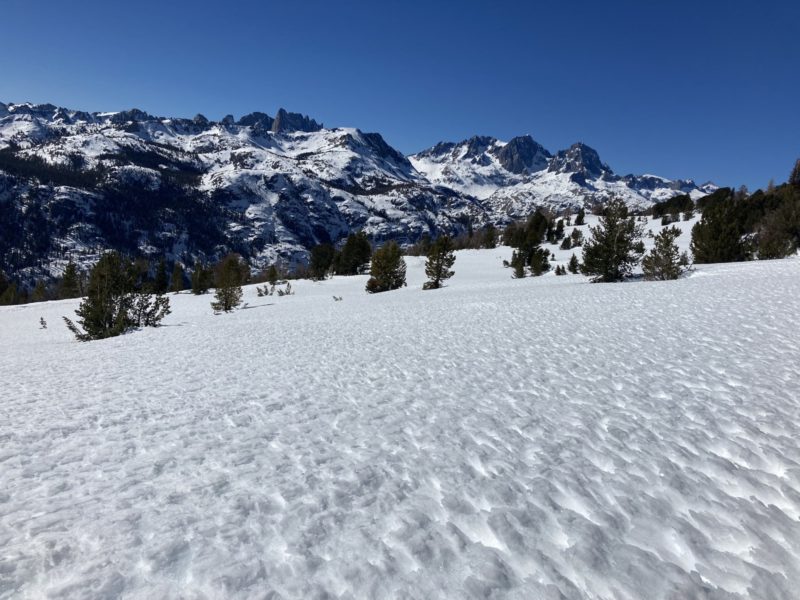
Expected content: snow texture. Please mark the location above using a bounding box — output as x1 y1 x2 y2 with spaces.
1 228 799 599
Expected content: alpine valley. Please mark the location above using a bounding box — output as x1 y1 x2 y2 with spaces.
0 101 716 280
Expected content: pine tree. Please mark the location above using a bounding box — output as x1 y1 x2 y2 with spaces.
171 262 185 293
31 280 47 302
790 159 800 188
0 282 18 305
62 251 169 341
528 246 551 276
555 219 565 240
365 241 406 293
510 250 526 278
570 228 584 247
423 236 456 290
568 253 580 274
153 258 169 294
191 261 214 295
309 243 336 280
581 198 644 282
334 232 372 275
642 226 687 280
483 224 497 249
211 254 245 312
575 207 586 226
59 262 81 299
266 264 279 286
560 236 572 250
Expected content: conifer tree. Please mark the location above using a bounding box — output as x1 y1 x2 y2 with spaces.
570 228 584 246
528 246 551 276
642 226 688 280
510 250 526 278
59 262 81 299
266 264 280 286
365 241 406 293
560 236 572 250
211 254 245 312
0 282 18 306
555 219 565 240
32 280 47 302
191 261 214 295
575 207 586 226
567 253 580 274
334 232 372 275
171 262 185 293
483 224 497 249
790 159 800 188
423 236 456 290
581 198 644 282
153 258 169 294
63 251 170 341
309 243 336 280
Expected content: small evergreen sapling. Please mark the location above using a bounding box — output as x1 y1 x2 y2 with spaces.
568 253 580 274
642 226 689 280
211 254 246 312
423 236 456 290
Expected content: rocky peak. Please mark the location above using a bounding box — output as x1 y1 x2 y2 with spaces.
271 108 323 134
108 108 155 125
461 135 497 159
491 135 551 174
548 142 613 180
236 111 274 131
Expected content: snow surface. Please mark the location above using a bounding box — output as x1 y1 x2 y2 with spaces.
2 231 800 599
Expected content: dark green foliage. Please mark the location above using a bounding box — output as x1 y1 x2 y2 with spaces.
153 258 169 294
575 207 586 226
570 228 584 246
642 226 688 280
366 241 406 293
211 254 246 312
334 232 372 275
790 159 800 187
267 264 280 286
309 243 336 280
59 262 81 299
560 236 572 250
528 247 551 276
555 219 565 240
691 181 800 262
567 253 580 274
63 251 170 341
423 236 456 290
652 195 694 219
483 224 497 249
31 280 48 302
581 198 645 282
510 251 526 278
0 281 19 305
555 265 566 276
171 263 185 293
191 261 214 295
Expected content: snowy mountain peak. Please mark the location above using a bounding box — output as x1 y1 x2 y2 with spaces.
547 142 613 181
490 135 551 174
271 108 323 134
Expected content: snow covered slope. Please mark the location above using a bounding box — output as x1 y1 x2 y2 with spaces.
411 137 717 217
1 222 799 599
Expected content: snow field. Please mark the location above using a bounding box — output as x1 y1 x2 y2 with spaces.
1 234 799 598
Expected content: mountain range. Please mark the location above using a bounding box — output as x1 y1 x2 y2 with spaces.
0 101 716 280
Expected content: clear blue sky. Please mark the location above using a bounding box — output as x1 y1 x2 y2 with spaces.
2 0 798 190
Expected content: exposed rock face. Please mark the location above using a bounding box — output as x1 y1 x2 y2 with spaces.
271 108 323 134
548 142 612 180
491 135 551 174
